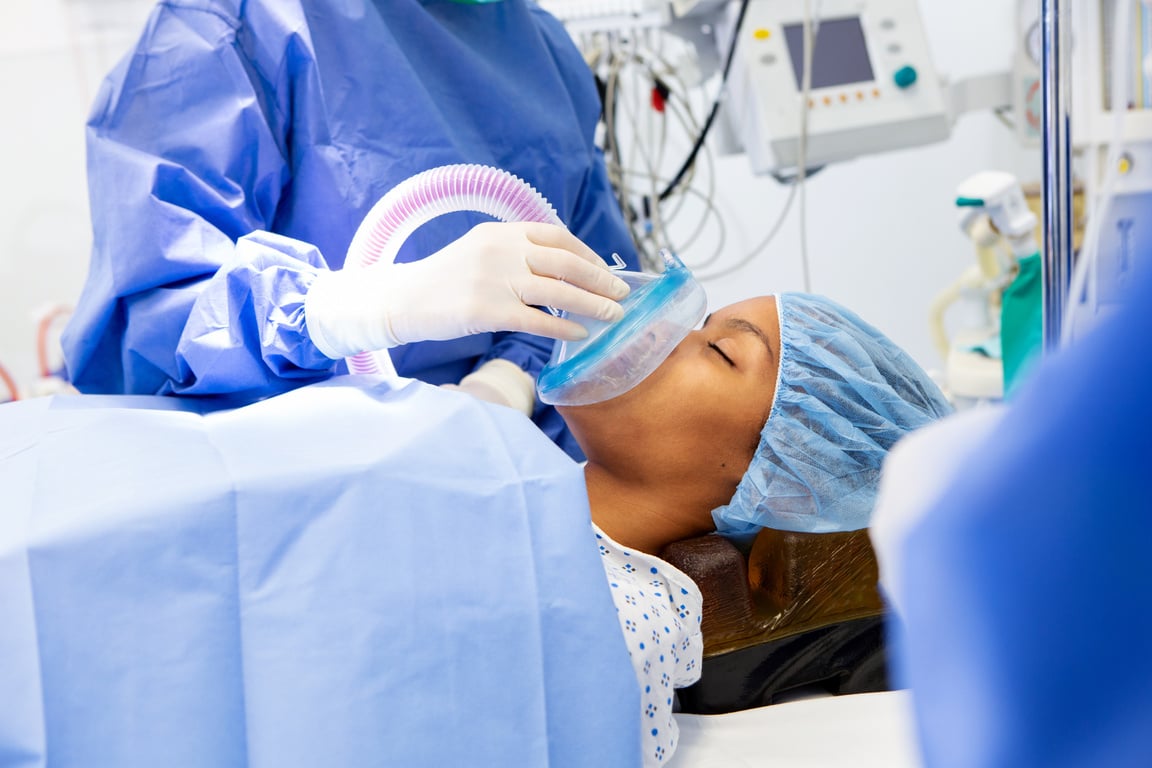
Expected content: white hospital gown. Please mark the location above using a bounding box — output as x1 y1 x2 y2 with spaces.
595 524 704 766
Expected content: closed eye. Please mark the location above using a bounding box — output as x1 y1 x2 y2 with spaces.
708 342 735 367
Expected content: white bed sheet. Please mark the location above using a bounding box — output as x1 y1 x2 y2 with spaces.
672 690 921 767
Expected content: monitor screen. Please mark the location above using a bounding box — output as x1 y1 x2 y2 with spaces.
782 16 875 90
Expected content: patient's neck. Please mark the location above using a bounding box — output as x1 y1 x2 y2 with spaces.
583 462 713 556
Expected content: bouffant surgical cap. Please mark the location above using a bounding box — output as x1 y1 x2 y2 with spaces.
712 293 953 537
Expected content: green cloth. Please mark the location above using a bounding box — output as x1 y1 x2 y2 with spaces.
1001 252 1044 396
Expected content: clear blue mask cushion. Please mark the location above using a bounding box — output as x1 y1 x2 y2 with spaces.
537 250 707 406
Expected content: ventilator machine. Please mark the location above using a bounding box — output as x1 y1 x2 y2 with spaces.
535 0 1029 311
538 0 1147 401
541 0 1013 177
541 0 1151 407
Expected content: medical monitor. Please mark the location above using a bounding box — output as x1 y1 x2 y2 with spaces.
721 0 950 176
782 17 876 90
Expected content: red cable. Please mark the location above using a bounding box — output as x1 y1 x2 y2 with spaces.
650 86 666 113
37 305 73 378
0 361 18 402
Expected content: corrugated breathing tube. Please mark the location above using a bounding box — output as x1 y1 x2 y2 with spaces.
344 164 563 376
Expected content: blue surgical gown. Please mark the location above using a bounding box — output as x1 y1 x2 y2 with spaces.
62 0 638 459
893 265 1152 766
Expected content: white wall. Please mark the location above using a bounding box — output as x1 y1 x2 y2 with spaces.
0 0 1035 399
0 0 154 398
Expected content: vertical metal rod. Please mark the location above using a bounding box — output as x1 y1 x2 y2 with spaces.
1040 0 1074 350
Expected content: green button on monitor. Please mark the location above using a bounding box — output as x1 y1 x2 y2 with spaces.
893 65 918 89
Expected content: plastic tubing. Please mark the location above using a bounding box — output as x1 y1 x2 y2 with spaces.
343 164 564 376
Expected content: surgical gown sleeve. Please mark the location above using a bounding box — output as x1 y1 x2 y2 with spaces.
63 6 336 398
888 266 1152 767
63 0 640 456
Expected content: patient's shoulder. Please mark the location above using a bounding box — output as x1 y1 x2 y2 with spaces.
594 524 703 766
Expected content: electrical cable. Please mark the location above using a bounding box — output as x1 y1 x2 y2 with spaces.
586 22 737 273
696 183 797 281
619 163 727 271
651 44 723 267
697 0 820 284
613 88 721 269
674 177 728 271
664 100 723 263
638 43 705 230
602 35 641 259
637 38 671 250
658 0 751 201
619 39 655 238
796 0 816 293
604 33 714 269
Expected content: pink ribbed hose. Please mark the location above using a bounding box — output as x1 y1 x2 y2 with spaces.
344 164 564 376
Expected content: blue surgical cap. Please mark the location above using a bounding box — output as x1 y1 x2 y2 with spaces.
712 293 953 537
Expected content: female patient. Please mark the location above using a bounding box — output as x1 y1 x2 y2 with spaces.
563 291 952 766
0 286 949 768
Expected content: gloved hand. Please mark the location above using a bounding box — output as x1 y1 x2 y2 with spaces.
305 222 630 360
440 359 536 416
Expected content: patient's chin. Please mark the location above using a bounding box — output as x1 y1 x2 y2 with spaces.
557 400 640 465
556 389 633 419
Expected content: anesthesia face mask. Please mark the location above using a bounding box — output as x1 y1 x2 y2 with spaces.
536 249 708 406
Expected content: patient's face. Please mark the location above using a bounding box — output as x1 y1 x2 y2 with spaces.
561 296 781 493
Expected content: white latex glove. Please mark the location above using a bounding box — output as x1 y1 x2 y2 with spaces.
305 221 629 360
440 359 536 416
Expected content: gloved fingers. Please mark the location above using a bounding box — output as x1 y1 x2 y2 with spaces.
520 225 631 297
503 305 593 341
519 274 626 323
520 222 605 266
524 246 630 301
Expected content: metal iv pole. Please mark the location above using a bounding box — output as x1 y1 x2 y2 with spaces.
1040 0 1074 350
